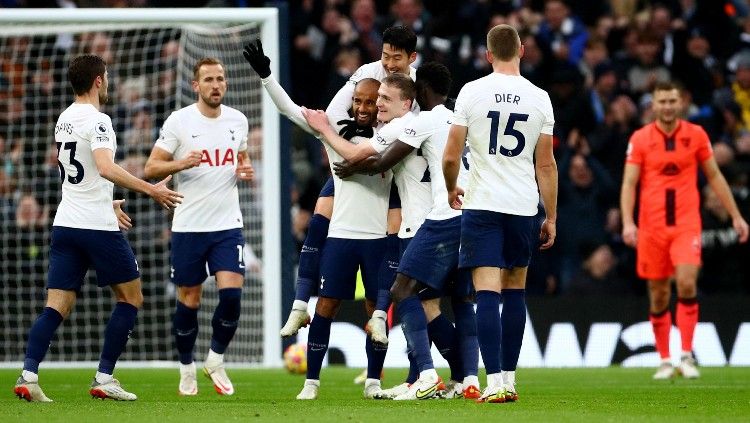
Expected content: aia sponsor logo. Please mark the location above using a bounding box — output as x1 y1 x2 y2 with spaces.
200 149 235 166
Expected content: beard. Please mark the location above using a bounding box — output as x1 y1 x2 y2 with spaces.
201 92 222 109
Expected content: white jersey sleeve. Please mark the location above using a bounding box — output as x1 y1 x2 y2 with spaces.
262 75 316 136
154 111 181 154
53 103 118 231
368 112 417 153
454 73 554 216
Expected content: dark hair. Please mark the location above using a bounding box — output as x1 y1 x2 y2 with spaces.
68 54 106 95
653 80 682 94
416 62 452 96
382 25 417 54
382 73 416 102
193 57 224 80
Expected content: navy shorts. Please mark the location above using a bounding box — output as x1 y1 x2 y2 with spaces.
171 228 245 286
319 176 334 197
318 237 387 300
459 210 535 269
388 180 401 209
48 226 140 290
400 216 472 298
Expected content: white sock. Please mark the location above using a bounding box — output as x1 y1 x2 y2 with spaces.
304 378 320 387
486 372 501 388
365 378 381 387
21 370 38 383
463 375 479 388
419 368 438 382
661 357 672 365
206 349 223 366
681 351 692 359
502 370 516 387
179 362 196 374
95 371 113 384
292 300 308 311
372 310 387 320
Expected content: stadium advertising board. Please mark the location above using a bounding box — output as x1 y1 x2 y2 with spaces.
296 296 749 368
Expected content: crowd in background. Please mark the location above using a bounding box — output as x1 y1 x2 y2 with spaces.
2 0 750 297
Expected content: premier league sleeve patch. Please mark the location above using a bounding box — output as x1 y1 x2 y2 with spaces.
95 122 109 135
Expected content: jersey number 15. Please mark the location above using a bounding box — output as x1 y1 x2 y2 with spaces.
487 111 529 157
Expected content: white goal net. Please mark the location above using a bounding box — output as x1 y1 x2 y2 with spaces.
0 9 282 367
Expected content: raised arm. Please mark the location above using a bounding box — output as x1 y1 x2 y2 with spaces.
620 162 641 247
244 39 315 135
535 133 558 250
700 157 749 242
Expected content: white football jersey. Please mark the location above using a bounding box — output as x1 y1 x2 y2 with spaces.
326 61 418 122
400 104 470 221
260 74 392 240
155 104 249 232
453 73 554 216
368 111 432 238
53 103 119 231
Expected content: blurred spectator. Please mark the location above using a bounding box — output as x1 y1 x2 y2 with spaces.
350 0 382 62
556 151 616 290
568 243 633 296
627 30 671 98
548 63 595 145
700 184 750 294
536 0 589 65
588 94 639 184
122 99 158 158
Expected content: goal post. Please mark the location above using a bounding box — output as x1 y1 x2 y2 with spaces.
0 8 285 368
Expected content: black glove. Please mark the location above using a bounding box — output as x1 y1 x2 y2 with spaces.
337 119 374 140
243 39 271 79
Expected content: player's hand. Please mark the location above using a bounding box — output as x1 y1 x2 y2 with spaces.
333 160 356 178
150 175 183 210
301 107 331 134
448 186 464 210
539 219 556 250
732 215 750 243
337 119 374 140
622 222 638 248
243 39 271 79
112 199 132 230
236 163 254 181
181 150 202 170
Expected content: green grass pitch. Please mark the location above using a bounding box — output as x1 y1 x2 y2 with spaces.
2 367 749 422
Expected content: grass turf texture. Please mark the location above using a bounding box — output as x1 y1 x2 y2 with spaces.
2 367 749 422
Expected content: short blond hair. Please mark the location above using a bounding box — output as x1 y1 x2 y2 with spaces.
486 24 520 61
193 57 223 80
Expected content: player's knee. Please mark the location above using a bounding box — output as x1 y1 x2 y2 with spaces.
123 291 144 309
177 287 202 309
315 297 341 319
390 279 416 303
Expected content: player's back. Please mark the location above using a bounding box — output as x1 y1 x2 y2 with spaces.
454 73 554 216
53 103 118 231
157 104 248 232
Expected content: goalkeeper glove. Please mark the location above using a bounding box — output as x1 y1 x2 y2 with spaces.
243 39 272 79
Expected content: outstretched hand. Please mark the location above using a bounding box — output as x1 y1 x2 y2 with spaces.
301 107 331 134
243 39 271 78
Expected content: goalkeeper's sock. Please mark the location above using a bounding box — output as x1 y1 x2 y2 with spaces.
98 302 137 375
500 289 526 372
427 314 462 381
295 214 329 301
23 307 64 375
173 301 199 365
397 295 433 372
676 297 699 354
375 234 400 312
475 290 502 375
650 308 672 360
306 313 332 380
210 288 242 354
453 299 479 379
365 329 388 379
